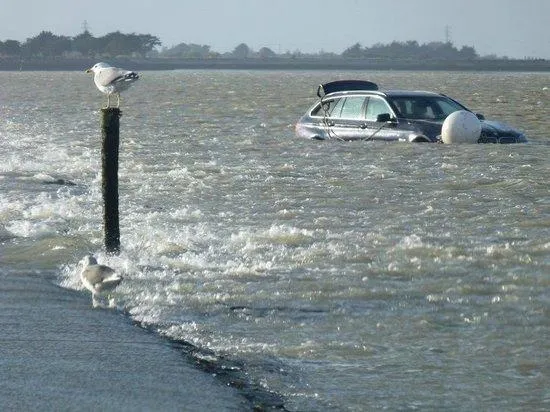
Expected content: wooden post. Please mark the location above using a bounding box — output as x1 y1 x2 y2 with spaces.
101 108 121 254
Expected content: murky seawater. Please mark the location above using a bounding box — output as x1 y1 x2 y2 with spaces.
1 69 549 410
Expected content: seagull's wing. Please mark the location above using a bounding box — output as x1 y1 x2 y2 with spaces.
82 264 116 286
96 276 123 292
95 67 135 87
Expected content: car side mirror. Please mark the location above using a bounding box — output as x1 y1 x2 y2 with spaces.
476 113 485 121
376 113 394 123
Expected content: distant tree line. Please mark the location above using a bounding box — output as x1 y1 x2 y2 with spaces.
156 42 282 59
0 30 161 58
342 41 478 60
158 40 481 60
0 29 518 61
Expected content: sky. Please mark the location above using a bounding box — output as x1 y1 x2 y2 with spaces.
1 0 549 59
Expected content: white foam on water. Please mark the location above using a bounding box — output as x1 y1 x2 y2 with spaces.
4 70 550 411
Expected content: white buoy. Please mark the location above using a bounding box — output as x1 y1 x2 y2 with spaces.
441 110 482 144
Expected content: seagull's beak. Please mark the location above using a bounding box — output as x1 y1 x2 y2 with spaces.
85 68 92 73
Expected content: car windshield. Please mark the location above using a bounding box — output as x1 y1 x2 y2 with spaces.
388 95 467 121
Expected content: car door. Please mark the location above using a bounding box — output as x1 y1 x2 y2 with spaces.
362 96 408 141
326 95 369 140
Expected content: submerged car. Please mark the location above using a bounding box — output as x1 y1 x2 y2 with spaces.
295 80 527 143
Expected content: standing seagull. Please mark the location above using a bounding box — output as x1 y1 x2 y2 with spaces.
86 62 139 108
80 255 123 307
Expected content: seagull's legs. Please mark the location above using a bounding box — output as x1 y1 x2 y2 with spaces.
108 294 116 308
116 93 121 108
106 94 111 108
92 293 99 308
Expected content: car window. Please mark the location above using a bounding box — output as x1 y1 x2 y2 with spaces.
338 96 367 119
330 98 346 118
390 96 465 120
312 98 338 117
311 103 324 117
311 97 346 117
436 99 464 117
311 96 369 120
410 101 436 119
365 96 392 122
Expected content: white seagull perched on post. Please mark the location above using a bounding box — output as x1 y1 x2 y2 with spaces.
86 62 139 108
80 255 123 307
